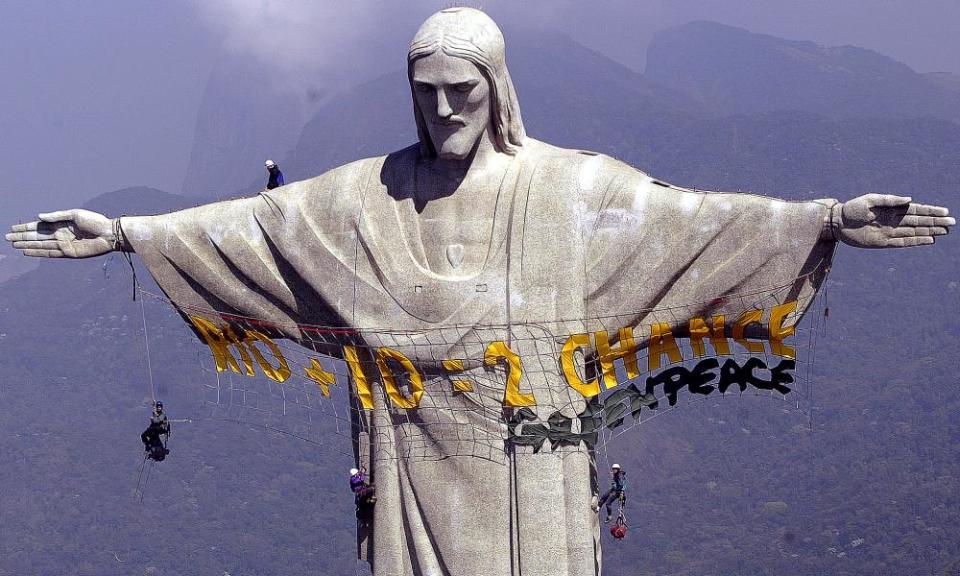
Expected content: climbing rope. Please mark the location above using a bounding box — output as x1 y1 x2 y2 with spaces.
139 287 157 403
610 493 628 540
115 216 156 403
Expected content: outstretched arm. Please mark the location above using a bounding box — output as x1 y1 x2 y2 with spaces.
827 194 954 248
5 209 132 258
584 155 955 333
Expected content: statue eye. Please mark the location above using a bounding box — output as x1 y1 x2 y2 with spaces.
453 82 475 93
414 83 433 93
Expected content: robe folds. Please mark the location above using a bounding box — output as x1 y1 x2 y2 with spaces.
124 139 836 576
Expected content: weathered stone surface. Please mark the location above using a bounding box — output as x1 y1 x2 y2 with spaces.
5 7 953 576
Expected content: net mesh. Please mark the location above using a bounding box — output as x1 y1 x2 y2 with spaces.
141 271 828 466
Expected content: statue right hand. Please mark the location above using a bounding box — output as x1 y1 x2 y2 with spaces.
5 209 116 258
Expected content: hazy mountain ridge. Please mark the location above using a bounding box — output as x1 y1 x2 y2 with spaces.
179 56 324 200
0 243 38 284
224 25 960 202
0 187 357 576
646 21 960 122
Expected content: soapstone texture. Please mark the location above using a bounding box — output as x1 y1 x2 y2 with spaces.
0 11 845 576
6 7 954 576
120 129 836 576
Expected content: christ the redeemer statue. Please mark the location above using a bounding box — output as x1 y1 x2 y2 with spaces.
6 8 953 576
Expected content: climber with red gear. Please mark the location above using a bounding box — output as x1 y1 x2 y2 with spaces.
594 463 626 523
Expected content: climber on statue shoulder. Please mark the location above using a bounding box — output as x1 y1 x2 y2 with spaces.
264 159 284 190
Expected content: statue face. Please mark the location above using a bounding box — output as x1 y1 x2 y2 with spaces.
411 51 491 161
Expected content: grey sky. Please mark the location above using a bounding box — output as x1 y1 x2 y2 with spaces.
1 0 957 219
0 1 217 219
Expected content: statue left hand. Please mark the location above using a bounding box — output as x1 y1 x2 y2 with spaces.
836 194 954 248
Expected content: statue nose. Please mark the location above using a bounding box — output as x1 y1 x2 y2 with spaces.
436 88 454 118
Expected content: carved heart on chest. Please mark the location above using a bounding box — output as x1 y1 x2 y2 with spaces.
446 243 465 269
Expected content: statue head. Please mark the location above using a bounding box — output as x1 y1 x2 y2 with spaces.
408 8 526 160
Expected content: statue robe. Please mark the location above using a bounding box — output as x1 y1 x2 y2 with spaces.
124 139 836 576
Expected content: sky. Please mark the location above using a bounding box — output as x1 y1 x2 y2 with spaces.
1 0 958 220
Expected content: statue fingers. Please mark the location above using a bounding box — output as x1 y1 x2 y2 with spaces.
865 194 911 207
5 229 59 242
21 248 65 258
8 221 74 240
12 240 63 250
890 226 950 238
6 229 38 242
897 215 955 227
885 236 935 248
9 221 39 233
38 210 79 223
906 203 950 217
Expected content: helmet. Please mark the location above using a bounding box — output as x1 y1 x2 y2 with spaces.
350 468 360 476
155 401 164 409
265 159 276 168
611 463 621 470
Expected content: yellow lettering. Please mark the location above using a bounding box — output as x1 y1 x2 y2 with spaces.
594 327 640 389
344 346 374 410
442 359 474 392
485 341 535 407
561 333 600 398
242 329 291 382
304 358 336 397
769 301 798 359
648 323 683 371
688 316 730 356
375 347 424 409
189 316 253 376
733 309 765 354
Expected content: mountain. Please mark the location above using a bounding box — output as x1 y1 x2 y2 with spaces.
179 56 323 199
0 187 191 286
646 21 960 122
0 187 358 575
182 21 960 204
82 186 196 215
264 27 960 205
0 242 38 285
280 28 703 196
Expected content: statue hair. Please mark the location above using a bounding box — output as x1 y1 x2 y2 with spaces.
407 8 526 157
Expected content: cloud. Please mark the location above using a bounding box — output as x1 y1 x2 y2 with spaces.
193 0 434 79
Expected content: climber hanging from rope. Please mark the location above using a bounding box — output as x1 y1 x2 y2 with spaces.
350 466 377 521
594 463 627 524
140 401 170 461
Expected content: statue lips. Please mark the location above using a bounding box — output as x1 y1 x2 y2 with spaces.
432 118 466 135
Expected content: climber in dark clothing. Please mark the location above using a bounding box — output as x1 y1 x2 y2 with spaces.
265 159 285 190
350 466 377 520
140 401 170 459
595 463 626 523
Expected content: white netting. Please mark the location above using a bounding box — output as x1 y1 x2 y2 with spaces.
140 269 829 465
